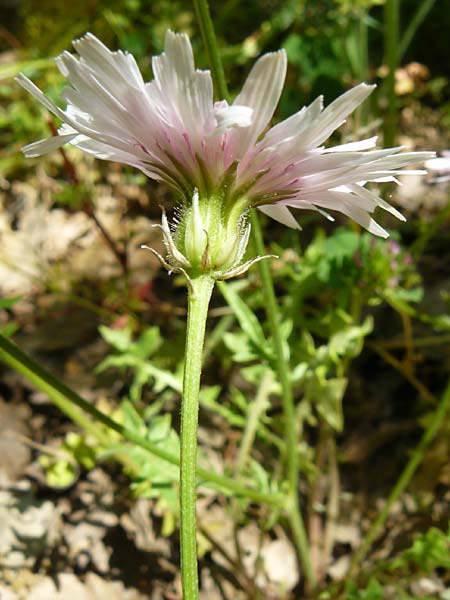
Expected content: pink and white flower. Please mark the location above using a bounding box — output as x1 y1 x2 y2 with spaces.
18 30 433 246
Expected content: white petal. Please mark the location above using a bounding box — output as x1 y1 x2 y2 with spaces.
261 96 323 151
72 33 144 90
213 104 253 135
153 30 195 86
258 204 301 229
68 135 137 161
425 156 450 173
21 133 78 157
15 73 67 121
302 83 375 149
286 190 389 237
348 184 406 221
151 30 214 138
233 50 287 150
17 73 145 159
323 136 378 153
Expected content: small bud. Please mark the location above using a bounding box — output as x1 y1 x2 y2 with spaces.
183 190 208 268
143 193 276 283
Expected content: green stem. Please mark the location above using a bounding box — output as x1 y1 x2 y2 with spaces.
236 370 273 474
203 313 234 361
350 378 450 572
192 0 228 99
383 0 400 147
354 13 369 131
398 0 435 61
0 335 110 445
250 212 316 588
180 275 214 600
0 333 282 506
410 199 450 259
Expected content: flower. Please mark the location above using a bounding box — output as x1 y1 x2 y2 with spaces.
17 31 434 278
425 152 450 184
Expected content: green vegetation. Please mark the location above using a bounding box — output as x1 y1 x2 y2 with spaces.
0 0 449 598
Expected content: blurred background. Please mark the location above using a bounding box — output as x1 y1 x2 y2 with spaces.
0 1 450 599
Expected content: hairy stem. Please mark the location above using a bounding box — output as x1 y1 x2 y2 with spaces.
180 275 215 600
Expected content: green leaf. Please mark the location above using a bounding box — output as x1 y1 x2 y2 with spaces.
218 281 272 360
98 325 132 352
306 375 347 432
0 296 21 309
328 316 373 361
201 386 246 427
345 578 383 600
403 527 450 571
134 326 162 359
223 331 260 362
148 414 172 442
121 400 147 435
0 323 18 337
39 455 78 489
391 287 424 303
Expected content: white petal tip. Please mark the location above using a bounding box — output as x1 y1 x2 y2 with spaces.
368 221 390 238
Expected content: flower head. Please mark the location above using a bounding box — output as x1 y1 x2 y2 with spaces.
18 31 434 277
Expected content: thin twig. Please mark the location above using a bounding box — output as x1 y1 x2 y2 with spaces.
376 333 450 350
349 378 450 572
308 428 327 583
368 341 437 406
323 435 340 568
236 370 273 474
399 311 416 374
47 119 128 275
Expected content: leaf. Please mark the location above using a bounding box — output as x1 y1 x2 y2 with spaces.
0 296 21 309
0 323 18 337
39 455 78 489
403 527 450 571
98 325 132 352
218 281 272 360
201 386 246 427
223 331 260 362
134 326 162 359
95 354 135 373
328 316 373 361
391 287 424 303
305 376 347 432
199 385 221 405
147 414 172 442
345 578 384 600
121 400 147 435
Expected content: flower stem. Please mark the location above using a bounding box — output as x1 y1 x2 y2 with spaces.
350 377 450 573
250 212 316 589
180 275 215 600
192 0 229 99
187 4 313 574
